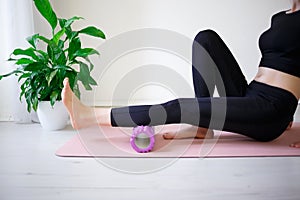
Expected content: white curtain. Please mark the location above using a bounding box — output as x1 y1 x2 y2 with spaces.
0 0 36 123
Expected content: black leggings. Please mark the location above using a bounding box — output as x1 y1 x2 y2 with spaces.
111 30 298 141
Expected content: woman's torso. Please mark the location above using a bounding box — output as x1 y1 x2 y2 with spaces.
254 67 300 100
255 9 300 100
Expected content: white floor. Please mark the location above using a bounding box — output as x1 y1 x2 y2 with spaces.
0 122 300 200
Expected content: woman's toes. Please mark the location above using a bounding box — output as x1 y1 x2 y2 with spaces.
162 133 175 140
290 143 296 148
290 142 300 148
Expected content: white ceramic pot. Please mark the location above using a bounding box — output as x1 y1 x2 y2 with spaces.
37 101 69 131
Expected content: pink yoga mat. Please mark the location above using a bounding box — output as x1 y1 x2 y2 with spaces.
56 123 300 158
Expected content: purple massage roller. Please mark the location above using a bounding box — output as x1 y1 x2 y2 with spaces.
130 126 155 153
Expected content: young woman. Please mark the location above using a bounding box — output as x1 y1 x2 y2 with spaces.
62 0 300 147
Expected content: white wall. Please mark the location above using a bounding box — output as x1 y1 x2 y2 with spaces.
2 0 297 120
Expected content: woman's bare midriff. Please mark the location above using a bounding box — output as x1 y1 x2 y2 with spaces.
254 67 300 100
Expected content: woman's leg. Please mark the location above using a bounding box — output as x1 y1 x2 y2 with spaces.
62 78 296 142
62 78 214 139
164 30 249 139
192 29 248 98
110 78 297 142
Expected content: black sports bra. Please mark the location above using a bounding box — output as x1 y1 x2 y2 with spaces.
259 10 300 78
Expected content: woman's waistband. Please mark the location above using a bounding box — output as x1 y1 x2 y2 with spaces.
249 80 298 106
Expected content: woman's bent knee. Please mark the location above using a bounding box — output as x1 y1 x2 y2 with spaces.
194 29 220 44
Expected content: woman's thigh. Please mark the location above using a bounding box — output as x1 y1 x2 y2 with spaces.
192 30 248 97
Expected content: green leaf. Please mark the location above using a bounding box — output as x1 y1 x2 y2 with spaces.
74 48 99 58
32 95 39 111
65 16 84 27
59 16 83 29
19 83 27 101
46 69 58 86
65 71 77 86
36 50 49 61
23 63 44 71
26 34 40 49
0 70 22 79
26 101 32 113
55 51 67 65
53 28 65 45
53 65 74 72
70 32 79 40
7 58 17 62
68 37 81 60
47 44 54 62
59 18 67 28
79 62 90 76
64 27 73 39
88 76 97 86
25 90 33 113
58 40 64 49
72 82 81 99
11 48 40 61
18 73 31 82
37 35 51 44
39 85 52 101
83 57 94 71
77 62 92 90
89 62 94 72
50 90 59 106
33 0 58 31
79 26 106 39
15 58 35 65
47 41 67 65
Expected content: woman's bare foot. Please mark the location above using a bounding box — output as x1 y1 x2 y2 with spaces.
61 78 96 129
290 141 300 148
162 126 214 140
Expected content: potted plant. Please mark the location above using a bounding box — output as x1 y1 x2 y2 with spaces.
0 0 105 130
